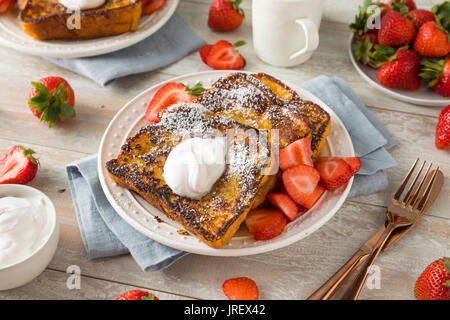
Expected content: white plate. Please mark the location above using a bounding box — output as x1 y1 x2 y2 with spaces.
349 35 449 107
98 71 355 256
0 0 178 58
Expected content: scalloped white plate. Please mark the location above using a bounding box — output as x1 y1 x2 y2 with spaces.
349 34 448 107
98 71 355 256
0 0 178 58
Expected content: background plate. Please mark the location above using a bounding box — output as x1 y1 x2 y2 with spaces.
98 71 355 256
349 35 448 107
0 0 178 58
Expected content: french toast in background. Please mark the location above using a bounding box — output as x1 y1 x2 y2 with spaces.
106 104 274 248
19 0 142 40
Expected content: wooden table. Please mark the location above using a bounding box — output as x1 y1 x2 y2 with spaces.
0 0 448 300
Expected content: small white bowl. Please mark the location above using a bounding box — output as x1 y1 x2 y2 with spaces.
0 184 59 291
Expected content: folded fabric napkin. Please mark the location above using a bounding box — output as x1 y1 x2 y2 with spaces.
66 76 397 271
301 76 398 198
45 14 205 86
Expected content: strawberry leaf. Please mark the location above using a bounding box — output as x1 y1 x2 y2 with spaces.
20 146 39 165
226 0 244 16
59 104 76 121
185 82 206 96
141 293 157 300
433 2 450 34
233 40 246 47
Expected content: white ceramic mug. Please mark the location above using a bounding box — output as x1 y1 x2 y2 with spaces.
252 0 323 67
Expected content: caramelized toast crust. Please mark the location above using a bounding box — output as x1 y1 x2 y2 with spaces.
19 0 141 40
106 104 273 248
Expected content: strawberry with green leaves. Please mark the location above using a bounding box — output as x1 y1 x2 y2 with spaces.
144 82 205 122
116 290 159 300
28 77 76 128
415 257 450 300
408 9 435 29
0 145 39 185
205 40 246 70
420 56 450 97
208 0 244 31
378 10 416 47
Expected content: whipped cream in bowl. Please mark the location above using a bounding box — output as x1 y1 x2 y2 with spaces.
163 137 227 200
0 185 58 290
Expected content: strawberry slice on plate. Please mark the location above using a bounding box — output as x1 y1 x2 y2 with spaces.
267 193 298 221
245 208 287 241
282 164 321 208
141 0 166 16
278 137 313 171
0 145 39 185
223 277 259 300
301 185 325 209
144 82 205 122
205 40 246 70
316 156 361 176
315 158 353 190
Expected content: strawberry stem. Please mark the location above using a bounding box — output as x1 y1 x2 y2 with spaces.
184 82 206 96
19 145 39 166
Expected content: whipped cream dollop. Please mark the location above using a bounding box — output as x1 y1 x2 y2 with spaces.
0 196 49 268
59 0 105 10
163 137 227 199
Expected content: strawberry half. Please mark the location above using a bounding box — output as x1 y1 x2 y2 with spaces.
267 193 298 221
223 277 259 300
205 40 246 70
245 208 287 241
144 82 205 122
199 44 213 64
28 76 76 128
0 145 39 185
141 0 166 16
282 165 321 208
208 0 245 31
435 105 450 150
414 257 450 300
278 137 313 171
116 290 159 300
315 158 353 191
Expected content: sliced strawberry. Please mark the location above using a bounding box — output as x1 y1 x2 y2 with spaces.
278 137 313 171
206 40 246 70
199 44 213 64
315 158 353 190
142 0 166 16
302 185 325 209
223 277 259 300
0 145 39 185
267 193 298 221
144 82 205 122
282 165 320 208
344 157 361 175
245 208 287 241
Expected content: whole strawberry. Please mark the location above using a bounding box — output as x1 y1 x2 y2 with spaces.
413 21 450 58
28 76 76 128
378 11 416 47
415 257 450 300
420 56 450 97
376 49 421 90
434 105 450 150
409 9 435 29
116 290 159 300
208 0 244 31
0 145 39 185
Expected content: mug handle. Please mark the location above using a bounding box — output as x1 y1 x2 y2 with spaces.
289 18 319 60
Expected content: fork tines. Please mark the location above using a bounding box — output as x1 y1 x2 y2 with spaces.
393 158 440 212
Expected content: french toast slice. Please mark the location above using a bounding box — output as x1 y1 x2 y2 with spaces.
19 0 141 40
195 72 331 207
106 104 273 248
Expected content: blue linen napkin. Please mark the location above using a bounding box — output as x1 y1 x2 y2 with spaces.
45 14 205 86
65 76 397 270
301 76 398 198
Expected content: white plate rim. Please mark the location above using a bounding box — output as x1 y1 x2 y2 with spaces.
348 34 449 107
97 70 355 256
0 0 179 58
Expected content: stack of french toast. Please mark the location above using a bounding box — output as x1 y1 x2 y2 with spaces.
106 72 332 248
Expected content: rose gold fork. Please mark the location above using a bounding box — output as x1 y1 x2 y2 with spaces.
307 159 442 300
